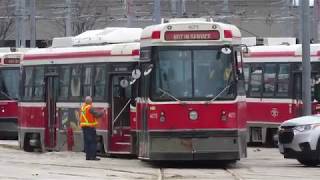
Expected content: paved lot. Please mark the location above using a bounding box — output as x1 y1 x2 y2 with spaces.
0 140 319 180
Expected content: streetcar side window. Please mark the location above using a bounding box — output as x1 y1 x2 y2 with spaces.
33 67 45 100
263 64 276 97
70 65 81 99
83 66 93 97
243 64 250 92
249 65 263 97
93 65 106 100
276 64 290 97
59 66 71 100
23 67 34 100
0 68 20 100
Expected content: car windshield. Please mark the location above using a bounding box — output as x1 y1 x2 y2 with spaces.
151 46 235 101
0 68 20 100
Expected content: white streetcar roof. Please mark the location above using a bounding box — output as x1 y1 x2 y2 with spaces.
73 27 142 46
22 42 140 65
243 44 320 63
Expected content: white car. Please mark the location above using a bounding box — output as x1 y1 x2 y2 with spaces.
278 115 320 166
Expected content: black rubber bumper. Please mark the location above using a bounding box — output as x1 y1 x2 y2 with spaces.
283 148 318 159
149 152 240 161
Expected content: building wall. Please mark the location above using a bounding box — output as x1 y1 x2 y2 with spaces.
1 0 316 47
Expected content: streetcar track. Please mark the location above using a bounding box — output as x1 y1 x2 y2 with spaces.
0 143 19 150
225 168 244 180
158 168 164 180
3 160 157 177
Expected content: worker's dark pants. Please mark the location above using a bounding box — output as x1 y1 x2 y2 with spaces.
82 127 97 159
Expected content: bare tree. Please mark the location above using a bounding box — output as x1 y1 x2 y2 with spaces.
71 0 107 35
48 0 109 36
0 0 15 45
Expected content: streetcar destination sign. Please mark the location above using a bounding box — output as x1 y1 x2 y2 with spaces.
3 58 20 64
164 30 220 41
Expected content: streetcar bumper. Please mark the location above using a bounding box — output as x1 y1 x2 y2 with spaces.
0 118 18 138
144 130 247 161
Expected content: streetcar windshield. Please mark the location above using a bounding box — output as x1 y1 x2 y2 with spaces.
0 68 20 100
151 46 235 101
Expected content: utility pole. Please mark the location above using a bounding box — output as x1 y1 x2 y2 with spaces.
314 0 320 42
302 0 312 115
223 0 229 14
20 0 26 47
15 0 21 47
126 0 133 27
223 0 229 23
30 0 36 48
153 0 161 24
177 0 183 17
66 0 72 36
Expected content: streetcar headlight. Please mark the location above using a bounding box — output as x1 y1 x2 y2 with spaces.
221 111 228 121
189 111 198 120
159 112 166 123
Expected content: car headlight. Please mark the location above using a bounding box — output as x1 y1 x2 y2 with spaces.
294 124 320 132
294 124 312 132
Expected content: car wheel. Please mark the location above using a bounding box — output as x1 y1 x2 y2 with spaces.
297 158 319 167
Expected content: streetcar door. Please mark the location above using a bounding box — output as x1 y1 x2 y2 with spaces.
292 72 302 116
44 70 58 150
109 75 132 153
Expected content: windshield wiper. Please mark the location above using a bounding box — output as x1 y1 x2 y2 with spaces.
206 83 233 104
206 70 234 104
0 90 17 101
158 88 185 105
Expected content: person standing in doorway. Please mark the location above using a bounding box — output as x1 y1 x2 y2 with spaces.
80 96 103 160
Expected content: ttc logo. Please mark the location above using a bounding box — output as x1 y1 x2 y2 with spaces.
271 108 279 118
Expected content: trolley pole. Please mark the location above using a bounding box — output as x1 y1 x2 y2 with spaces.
153 0 161 24
302 0 312 115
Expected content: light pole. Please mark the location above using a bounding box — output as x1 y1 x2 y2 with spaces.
302 0 312 115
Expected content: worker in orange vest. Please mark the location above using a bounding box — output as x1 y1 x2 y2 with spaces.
80 96 103 160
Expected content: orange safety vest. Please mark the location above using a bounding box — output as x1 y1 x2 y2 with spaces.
80 104 98 128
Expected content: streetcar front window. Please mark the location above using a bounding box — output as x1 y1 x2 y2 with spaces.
151 46 235 101
0 68 20 100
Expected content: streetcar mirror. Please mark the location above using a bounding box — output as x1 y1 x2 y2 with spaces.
130 78 137 85
221 47 232 55
131 69 141 79
120 79 129 88
144 64 153 76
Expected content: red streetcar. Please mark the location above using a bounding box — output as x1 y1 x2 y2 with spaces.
243 44 320 145
19 28 142 153
133 18 247 161
19 20 247 162
0 52 23 139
